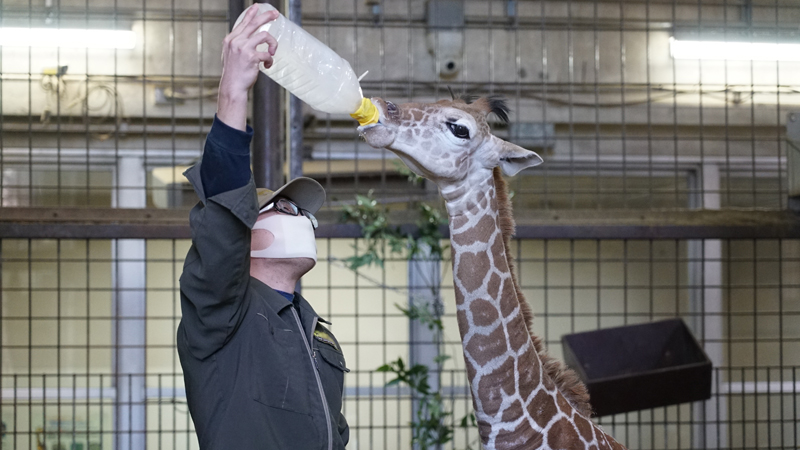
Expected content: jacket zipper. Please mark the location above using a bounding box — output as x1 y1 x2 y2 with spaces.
291 311 333 450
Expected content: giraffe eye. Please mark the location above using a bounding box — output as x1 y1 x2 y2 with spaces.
386 102 398 114
446 122 470 139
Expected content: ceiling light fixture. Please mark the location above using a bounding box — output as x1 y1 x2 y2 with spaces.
0 27 136 49
670 27 800 62
670 37 800 62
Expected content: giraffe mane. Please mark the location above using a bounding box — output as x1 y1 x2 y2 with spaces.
468 96 510 124
448 92 509 122
449 89 478 105
492 167 594 418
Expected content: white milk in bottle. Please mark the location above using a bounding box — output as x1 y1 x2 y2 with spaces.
232 4 378 126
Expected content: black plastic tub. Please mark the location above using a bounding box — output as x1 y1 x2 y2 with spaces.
561 318 712 417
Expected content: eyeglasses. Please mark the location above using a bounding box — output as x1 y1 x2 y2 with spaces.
259 197 319 229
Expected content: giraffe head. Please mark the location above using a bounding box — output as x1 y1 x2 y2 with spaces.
358 95 543 187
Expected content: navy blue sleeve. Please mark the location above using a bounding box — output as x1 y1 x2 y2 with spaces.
200 115 253 198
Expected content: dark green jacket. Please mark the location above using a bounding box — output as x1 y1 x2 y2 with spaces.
177 161 349 450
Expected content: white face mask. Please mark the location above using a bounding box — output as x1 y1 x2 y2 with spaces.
251 213 317 261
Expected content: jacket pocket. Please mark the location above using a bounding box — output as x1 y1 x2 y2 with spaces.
252 327 311 414
250 400 321 449
315 343 349 420
317 345 349 373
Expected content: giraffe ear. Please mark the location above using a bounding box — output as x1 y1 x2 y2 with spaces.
497 140 543 176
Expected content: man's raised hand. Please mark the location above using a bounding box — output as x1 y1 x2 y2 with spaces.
217 5 279 130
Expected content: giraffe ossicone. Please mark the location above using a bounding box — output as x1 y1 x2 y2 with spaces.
359 95 627 450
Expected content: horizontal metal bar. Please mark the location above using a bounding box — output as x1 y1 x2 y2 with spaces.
0 208 191 239
4 383 798 403
0 387 187 401
0 208 798 239
0 386 474 401
343 385 470 398
720 381 800 395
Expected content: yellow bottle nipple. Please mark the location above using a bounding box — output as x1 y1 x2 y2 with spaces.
350 98 380 126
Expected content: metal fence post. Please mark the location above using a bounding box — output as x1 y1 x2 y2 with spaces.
408 244 443 450
112 156 147 450
787 112 800 212
689 164 726 449
252 0 284 190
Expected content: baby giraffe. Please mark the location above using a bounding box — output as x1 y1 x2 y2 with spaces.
359 95 627 450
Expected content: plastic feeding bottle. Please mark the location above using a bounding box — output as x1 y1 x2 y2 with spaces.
233 3 379 126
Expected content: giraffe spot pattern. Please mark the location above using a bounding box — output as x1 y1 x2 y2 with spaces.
507 314 529 352
456 251 490 293
543 369 556 390
574 414 595 442
456 309 471 338
547 418 582 450
475 189 486 207
487 272 501 298
490 229 510 272
452 215 469 230
452 215 495 247
500 399 523 422
465 357 478 383
494 418 544 449
476 356 515 416
454 287 465 306
499 277 518 318
527 390 557 429
480 193 489 209
469 298 499 327
477 420 491 445
556 392 573 415
468 325 509 366
517 349 541 400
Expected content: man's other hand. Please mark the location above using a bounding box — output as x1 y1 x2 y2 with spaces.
217 5 279 130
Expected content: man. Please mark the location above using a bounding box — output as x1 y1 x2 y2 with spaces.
177 6 349 449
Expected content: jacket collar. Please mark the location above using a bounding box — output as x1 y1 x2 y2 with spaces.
249 277 330 325
250 277 298 314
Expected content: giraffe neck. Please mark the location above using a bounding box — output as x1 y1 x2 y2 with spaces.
443 172 624 450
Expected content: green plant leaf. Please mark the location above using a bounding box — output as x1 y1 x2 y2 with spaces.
433 354 450 364
385 378 403 388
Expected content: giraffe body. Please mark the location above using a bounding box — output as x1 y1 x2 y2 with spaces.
359 96 627 450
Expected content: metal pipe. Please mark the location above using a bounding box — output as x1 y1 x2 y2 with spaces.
252 0 284 189
287 96 304 181
287 0 303 181
228 0 245 32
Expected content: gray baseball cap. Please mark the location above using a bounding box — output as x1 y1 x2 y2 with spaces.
256 177 326 214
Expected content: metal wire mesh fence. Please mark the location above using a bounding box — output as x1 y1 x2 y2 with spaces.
1 237 799 449
1 0 797 211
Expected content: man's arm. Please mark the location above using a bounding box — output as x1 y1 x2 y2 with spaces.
198 4 278 200
216 5 278 131
178 5 279 360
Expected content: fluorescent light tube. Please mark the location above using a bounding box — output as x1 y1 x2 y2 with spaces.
0 27 135 49
670 37 800 62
